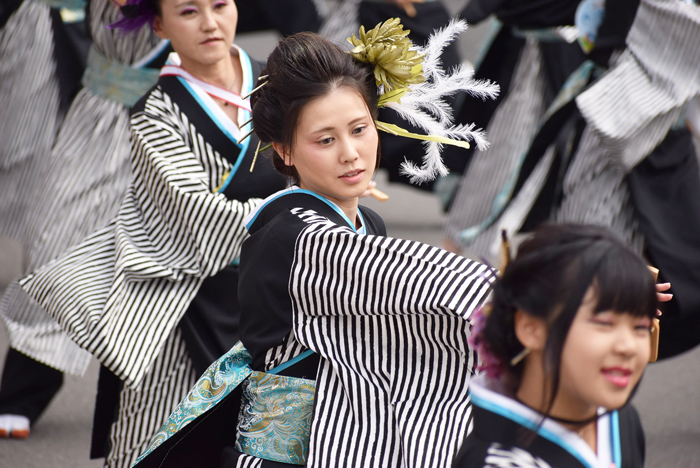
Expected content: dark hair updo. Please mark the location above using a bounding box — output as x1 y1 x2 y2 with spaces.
251 32 379 184
481 223 656 402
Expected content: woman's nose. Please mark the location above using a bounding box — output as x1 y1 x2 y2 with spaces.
340 138 359 163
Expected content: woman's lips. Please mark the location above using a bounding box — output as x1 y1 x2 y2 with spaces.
202 37 222 45
601 367 632 388
339 169 364 184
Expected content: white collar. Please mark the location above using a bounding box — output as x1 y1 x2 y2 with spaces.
469 375 615 468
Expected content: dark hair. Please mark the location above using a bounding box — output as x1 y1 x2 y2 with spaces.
482 224 656 411
111 0 160 32
251 32 380 185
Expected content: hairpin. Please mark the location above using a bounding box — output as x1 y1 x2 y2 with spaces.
499 229 511 273
242 81 268 100
240 116 253 129
250 142 272 172
236 128 255 145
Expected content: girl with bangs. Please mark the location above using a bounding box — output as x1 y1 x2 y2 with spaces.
454 224 666 468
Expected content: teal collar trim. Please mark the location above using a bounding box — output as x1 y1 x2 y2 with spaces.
470 390 596 468
245 187 366 233
611 410 622 467
172 47 254 194
268 349 315 375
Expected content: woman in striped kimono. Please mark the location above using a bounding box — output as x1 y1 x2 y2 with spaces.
20 0 286 465
0 0 90 438
1 0 167 440
130 30 493 468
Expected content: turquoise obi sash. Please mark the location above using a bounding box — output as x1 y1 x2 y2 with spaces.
235 371 316 465
134 342 316 466
82 47 161 107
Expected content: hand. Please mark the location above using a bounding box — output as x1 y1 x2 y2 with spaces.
110 0 129 7
360 181 377 198
656 282 672 316
386 0 425 18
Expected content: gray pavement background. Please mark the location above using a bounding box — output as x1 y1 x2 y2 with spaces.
2 1 700 466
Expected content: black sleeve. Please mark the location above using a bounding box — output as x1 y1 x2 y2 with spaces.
618 405 646 468
452 434 490 468
238 210 308 370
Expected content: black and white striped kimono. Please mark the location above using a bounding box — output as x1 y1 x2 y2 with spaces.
1 0 166 378
20 47 285 467
446 0 700 357
134 188 493 468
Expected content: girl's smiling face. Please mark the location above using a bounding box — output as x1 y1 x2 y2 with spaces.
154 0 237 72
557 288 651 415
275 87 378 219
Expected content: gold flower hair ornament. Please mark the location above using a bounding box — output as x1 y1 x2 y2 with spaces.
349 18 500 184
348 18 425 92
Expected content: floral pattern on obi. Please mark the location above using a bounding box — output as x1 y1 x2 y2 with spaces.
235 371 316 465
135 342 253 465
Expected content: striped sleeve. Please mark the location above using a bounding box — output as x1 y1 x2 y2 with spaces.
20 87 259 386
288 215 492 468
575 0 700 171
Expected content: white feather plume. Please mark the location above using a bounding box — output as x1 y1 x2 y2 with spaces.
381 19 500 184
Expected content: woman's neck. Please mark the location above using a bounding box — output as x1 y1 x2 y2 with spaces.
516 359 599 452
179 53 242 93
337 199 360 229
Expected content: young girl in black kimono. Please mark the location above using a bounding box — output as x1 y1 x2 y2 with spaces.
453 224 662 468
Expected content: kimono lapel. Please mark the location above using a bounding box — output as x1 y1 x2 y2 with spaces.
244 187 368 234
469 378 621 468
157 47 261 195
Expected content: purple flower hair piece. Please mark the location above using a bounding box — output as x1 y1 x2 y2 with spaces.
468 303 506 380
108 0 156 32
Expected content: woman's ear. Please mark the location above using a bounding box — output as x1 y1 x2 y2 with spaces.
153 16 168 40
272 142 293 167
514 309 547 352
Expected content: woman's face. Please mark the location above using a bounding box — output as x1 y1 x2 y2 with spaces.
285 87 378 208
154 0 237 69
558 289 651 414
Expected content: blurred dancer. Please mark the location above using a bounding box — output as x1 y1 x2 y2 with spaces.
0 0 90 438
445 0 700 358
20 0 286 465
444 0 585 253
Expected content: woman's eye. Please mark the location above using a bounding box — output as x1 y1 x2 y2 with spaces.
353 125 367 135
181 8 197 15
590 319 613 327
214 1 227 8
319 137 334 145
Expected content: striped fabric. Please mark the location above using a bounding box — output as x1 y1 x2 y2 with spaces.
288 210 492 468
263 332 311 373
446 0 699 263
576 0 700 171
555 127 644 254
105 327 197 468
555 0 699 253
2 0 164 375
443 38 547 260
20 82 259 387
0 0 61 242
318 0 362 47
234 455 264 468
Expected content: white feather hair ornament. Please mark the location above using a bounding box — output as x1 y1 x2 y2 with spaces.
348 18 500 184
